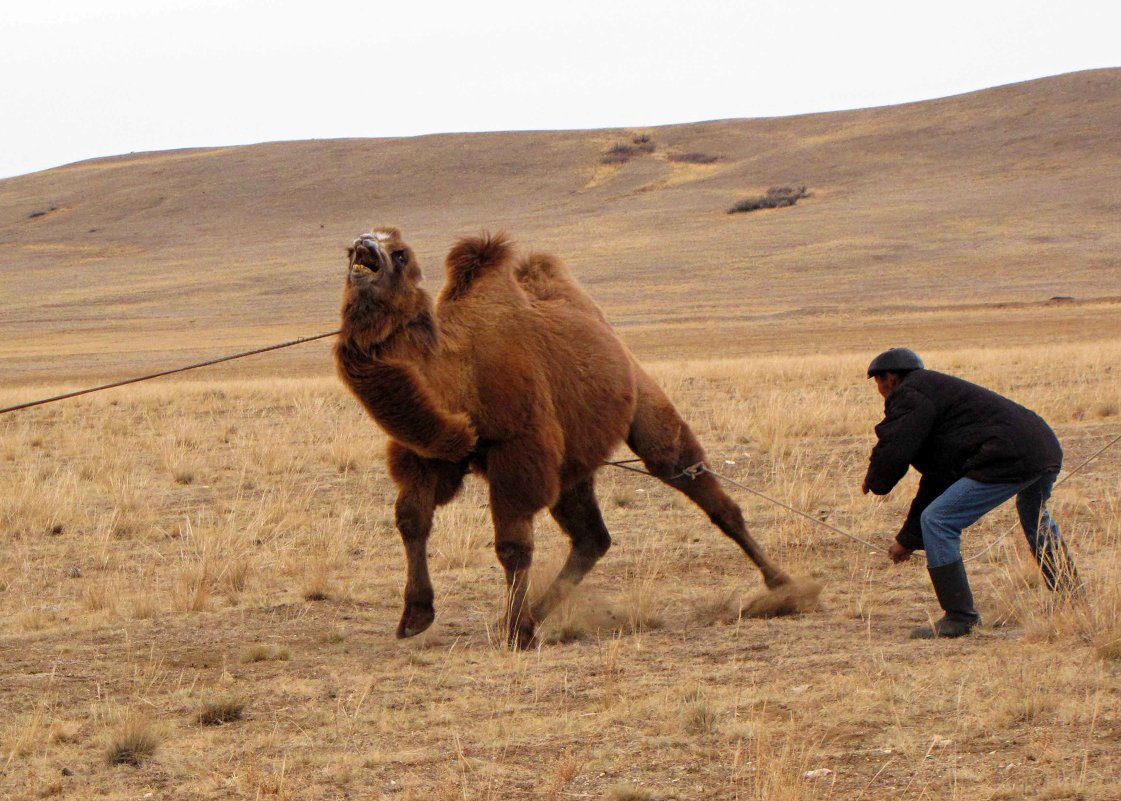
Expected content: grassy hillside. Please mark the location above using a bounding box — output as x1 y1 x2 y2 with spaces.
2 69 1120 384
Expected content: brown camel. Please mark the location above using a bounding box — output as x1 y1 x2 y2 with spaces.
335 227 813 648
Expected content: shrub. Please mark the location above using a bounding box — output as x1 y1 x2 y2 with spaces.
197 696 247 726
727 185 809 214
601 144 638 164
668 151 721 164
600 135 657 164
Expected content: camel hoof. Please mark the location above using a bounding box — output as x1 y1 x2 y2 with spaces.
742 576 823 618
499 616 537 650
509 625 537 651
764 571 792 590
396 605 435 639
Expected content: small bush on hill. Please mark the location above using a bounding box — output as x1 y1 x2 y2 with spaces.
668 151 721 164
600 135 657 164
727 185 809 214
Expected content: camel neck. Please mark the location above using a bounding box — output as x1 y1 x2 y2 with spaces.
341 293 437 361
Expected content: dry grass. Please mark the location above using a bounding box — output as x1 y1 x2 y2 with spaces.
1 340 1119 799
103 715 160 767
197 696 247 726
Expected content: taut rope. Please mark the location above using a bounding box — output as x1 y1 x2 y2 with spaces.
607 428 1121 563
605 459 887 554
0 330 341 416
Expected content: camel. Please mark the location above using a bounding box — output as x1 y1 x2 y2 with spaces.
335 227 816 648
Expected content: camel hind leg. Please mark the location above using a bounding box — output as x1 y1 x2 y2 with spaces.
626 370 790 589
388 444 468 638
530 476 612 623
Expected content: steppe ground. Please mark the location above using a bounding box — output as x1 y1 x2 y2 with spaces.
2 333 1120 801
2 69 1121 800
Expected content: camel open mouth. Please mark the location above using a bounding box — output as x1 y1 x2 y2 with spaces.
351 238 386 273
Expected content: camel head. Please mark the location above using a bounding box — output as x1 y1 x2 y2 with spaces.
340 226 435 352
346 226 423 295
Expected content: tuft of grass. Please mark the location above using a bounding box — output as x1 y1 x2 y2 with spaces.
542 617 591 645
689 590 742 627
242 644 291 663
302 581 331 602
171 568 211 613
81 581 117 614
1095 633 1121 662
104 717 160 766
682 687 720 735
728 185 809 214
197 696 247 726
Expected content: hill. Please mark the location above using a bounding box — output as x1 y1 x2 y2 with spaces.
3 70 1121 800
2 68 1120 383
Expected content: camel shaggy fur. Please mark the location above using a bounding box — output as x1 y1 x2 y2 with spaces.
336 227 809 648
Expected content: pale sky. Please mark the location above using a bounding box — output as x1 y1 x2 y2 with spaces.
2 0 1118 180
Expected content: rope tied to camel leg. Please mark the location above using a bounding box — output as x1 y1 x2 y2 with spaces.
672 461 708 480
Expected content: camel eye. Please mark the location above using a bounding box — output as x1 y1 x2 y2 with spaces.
391 249 409 269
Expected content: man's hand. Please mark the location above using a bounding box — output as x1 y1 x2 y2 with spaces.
887 542 913 564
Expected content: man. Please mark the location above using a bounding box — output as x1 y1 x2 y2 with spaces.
862 348 1078 639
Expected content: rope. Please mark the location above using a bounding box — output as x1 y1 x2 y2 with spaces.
0 330 341 416
608 427 1121 563
6 331 1117 567
604 459 888 554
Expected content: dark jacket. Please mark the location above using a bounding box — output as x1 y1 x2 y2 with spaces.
864 369 1062 551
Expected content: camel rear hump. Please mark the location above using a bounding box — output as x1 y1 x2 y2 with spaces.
441 232 515 302
515 253 573 300
516 252 610 323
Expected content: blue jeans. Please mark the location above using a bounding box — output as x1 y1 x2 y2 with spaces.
920 473 1062 568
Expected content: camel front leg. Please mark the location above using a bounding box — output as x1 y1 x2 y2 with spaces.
388 445 468 638
492 511 538 650
394 480 438 638
485 441 560 649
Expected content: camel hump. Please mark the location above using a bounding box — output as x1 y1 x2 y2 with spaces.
515 252 609 322
443 231 514 300
514 253 574 300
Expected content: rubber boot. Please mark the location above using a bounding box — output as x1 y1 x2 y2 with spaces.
910 559 981 639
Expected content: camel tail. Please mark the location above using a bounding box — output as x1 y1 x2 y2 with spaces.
443 231 514 300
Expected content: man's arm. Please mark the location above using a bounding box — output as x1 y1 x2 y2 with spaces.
863 386 937 496
894 473 953 551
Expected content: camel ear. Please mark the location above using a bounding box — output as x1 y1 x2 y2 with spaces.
374 226 403 243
